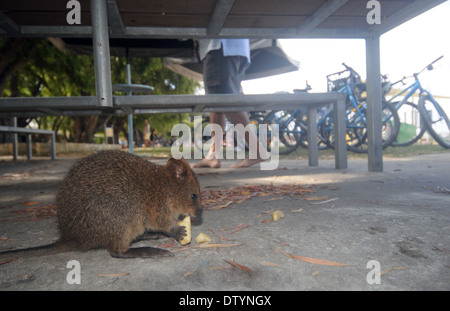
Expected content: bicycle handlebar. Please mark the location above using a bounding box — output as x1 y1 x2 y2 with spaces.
342 62 353 71
342 63 362 82
390 77 406 87
429 55 444 67
416 55 444 76
388 56 444 86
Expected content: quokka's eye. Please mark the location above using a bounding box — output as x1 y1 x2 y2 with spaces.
191 194 198 200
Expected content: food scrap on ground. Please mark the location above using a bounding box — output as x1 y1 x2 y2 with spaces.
271 210 284 222
195 232 212 244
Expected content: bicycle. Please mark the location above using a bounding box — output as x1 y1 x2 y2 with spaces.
258 85 309 155
383 56 446 147
322 63 400 153
380 75 425 147
416 56 449 148
254 82 331 155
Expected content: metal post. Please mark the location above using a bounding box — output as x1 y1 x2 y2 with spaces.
91 0 113 107
307 106 318 167
12 117 18 160
26 134 32 160
126 47 134 154
333 95 348 169
365 33 383 172
50 132 56 160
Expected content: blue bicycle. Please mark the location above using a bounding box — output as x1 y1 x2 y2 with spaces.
384 56 448 148
252 83 331 155
322 63 400 153
416 56 450 148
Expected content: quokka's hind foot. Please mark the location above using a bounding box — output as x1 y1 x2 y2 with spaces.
109 247 174 259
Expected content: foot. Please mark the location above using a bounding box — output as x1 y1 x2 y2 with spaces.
109 247 174 259
231 158 266 168
193 158 221 168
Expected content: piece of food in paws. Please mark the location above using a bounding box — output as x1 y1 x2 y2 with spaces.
177 216 192 245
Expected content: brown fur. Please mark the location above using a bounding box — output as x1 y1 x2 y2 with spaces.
1 151 202 259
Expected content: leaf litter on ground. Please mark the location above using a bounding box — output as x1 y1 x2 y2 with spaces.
279 249 351 267
1 203 57 222
202 184 315 210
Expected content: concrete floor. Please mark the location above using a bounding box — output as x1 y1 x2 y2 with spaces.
0 152 449 291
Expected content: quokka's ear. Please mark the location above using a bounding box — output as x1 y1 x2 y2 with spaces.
166 157 191 180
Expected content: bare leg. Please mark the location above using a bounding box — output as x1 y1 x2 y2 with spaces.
193 112 225 168
225 111 268 168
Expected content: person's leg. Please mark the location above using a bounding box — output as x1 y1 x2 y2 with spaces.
225 111 269 168
194 49 229 168
193 112 225 168
195 48 267 168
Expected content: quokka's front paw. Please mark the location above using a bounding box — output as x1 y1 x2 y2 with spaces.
175 216 192 245
170 225 187 241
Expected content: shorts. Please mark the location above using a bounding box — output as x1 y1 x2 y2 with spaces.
203 48 248 94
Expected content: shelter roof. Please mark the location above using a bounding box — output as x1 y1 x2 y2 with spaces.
0 0 445 39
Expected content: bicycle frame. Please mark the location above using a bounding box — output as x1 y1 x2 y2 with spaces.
323 64 400 151
387 76 423 109
421 89 448 122
337 83 367 128
387 55 444 112
387 73 447 127
326 64 369 129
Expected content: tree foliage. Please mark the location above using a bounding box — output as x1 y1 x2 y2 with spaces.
0 38 199 144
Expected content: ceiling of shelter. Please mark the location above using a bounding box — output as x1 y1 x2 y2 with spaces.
0 0 446 38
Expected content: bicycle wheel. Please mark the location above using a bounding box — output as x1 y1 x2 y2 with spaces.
320 109 368 152
322 101 400 153
250 111 272 151
418 93 450 148
345 103 368 153
391 101 427 147
295 109 330 150
264 110 304 155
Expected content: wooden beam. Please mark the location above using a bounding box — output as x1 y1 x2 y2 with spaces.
8 24 370 39
107 0 125 35
207 0 235 35
0 11 21 35
296 0 349 34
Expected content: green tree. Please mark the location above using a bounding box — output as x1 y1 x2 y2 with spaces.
0 38 199 144
109 55 198 146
